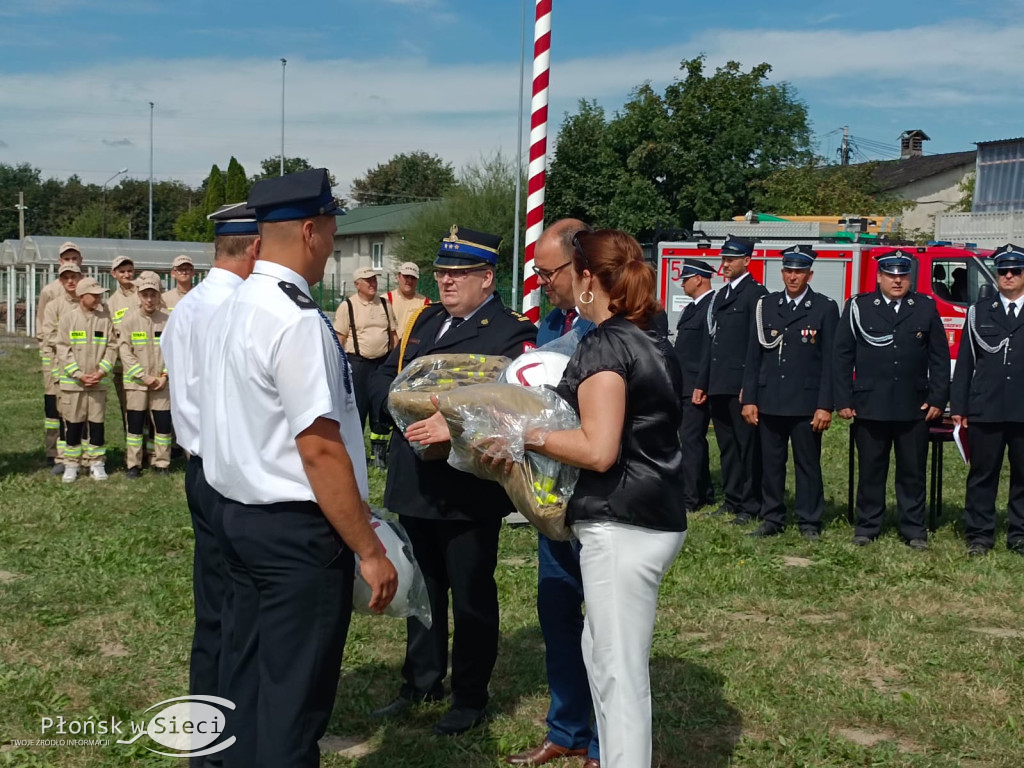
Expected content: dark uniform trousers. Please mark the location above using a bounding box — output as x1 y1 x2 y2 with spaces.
744 287 838 531
951 299 1024 550
834 290 950 541
696 276 767 517
674 292 715 511
348 354 388 433
215 499 353 768
369 296 537 712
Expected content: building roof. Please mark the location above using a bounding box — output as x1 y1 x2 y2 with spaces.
334 202 431 236
872 150 976 192
976 137 1024 147
16 236 214 269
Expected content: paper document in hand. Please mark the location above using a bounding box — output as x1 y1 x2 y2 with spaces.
953 423 970 465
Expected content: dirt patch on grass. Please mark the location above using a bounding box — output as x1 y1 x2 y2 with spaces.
99 641 128 658
0 570 21 584
724 612 770 623
968 627 1024 639
319 736 376 758
781 556 814 568
799 612 847 625
835 727 923 753
499 556 532 567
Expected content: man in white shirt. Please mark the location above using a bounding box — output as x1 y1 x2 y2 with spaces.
162 201 260 746
200 169 396 768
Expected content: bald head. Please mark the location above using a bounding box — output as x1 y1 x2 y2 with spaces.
535 218 591 310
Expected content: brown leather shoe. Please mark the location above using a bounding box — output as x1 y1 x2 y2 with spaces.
504 739 587 765
582 760 600 768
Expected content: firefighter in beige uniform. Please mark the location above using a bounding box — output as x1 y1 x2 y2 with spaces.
387 261 430 341
40 263 83 469
56 278 117 482
119 271 173 478
107 255 139 422
162 254 195 311
37 242 83 467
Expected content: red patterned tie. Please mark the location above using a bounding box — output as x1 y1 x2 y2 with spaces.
562 309 577 336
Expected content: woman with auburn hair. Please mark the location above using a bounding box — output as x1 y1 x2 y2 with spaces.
527 228 687 768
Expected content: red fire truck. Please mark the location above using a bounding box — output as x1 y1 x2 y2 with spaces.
656 238 998 364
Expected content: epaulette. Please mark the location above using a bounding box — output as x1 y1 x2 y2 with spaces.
504 307 533 323
278 281 318 310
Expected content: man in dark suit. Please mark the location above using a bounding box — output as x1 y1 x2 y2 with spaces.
834 250 950 549
951 243 1024 557
693 236 768 524
742 245 839 539
368 226 537 736
673 259 716 514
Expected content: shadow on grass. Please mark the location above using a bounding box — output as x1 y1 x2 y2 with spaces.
328 624 740 767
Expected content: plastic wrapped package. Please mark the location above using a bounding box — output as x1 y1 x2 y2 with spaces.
438 383 580 541
387 353 511 459
353 510 432 628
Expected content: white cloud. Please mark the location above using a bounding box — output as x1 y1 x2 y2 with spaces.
0 19 1020 192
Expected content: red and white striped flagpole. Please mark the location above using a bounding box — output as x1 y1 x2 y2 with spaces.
521 0 551 323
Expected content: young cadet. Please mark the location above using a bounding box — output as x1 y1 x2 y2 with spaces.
40 263 83 473
742 245 839 539
119 271 172 478
56 277 116 482
951 243 1024 557
162 254 195 311
107 255 139 422
37 242 83 467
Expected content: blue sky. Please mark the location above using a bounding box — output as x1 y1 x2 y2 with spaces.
0 0 1020 195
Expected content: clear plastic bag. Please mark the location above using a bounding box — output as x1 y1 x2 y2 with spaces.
353 509 432 628
387 353 511 459
438 383 580 541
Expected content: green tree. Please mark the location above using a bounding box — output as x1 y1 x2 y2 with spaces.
350 151 456 206
752 161 912 217
946 172 975 213
395 153 525 296
546 57 813 232
64 201 130 239
225 157 248 203
249 157 344 206
204 164 225 214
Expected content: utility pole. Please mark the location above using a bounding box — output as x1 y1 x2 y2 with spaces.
17 191 26 239
840 125 851 166
149 101 154 240
280 58 287 176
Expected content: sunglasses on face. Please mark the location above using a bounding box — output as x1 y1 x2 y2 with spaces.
998 267 1023 277
532 261 572 282
571 231 592 272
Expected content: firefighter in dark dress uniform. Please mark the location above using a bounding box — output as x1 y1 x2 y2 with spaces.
693 236 768 523
834 250 950 549
673 259 716 513
742 245 839 538
951 243 1024 557
368 226 537 736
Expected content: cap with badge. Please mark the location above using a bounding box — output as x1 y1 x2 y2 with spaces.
781 244 817 270
353 266 377 281
247 168 345 223
680 259 714 279
720 235 755 259
58 263 82 276
76 277 109 297
435 225 501 269
135 270 162 293
208 201 260 237
59 241 82 258
171 254 194 269
398 262 420 278
993 243 1024 270
111 255 134 270
875 249 915 275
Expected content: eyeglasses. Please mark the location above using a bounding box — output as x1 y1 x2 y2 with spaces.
998 267 1023 277
571 231 592 272
433 268 487 282
531 261 572 282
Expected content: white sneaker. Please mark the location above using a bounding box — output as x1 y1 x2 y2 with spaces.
90 463 109 481
62 465 79 483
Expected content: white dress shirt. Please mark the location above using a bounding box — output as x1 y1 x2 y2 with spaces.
199 260 368 505
1000 294 1024 316
162 267 244 457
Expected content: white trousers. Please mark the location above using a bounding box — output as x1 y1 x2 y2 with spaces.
574 520 686 768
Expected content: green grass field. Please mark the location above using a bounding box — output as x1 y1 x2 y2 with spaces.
1 344 1022 767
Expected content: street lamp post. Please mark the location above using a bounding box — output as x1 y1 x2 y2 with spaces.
280 58 287 176
149 102 154 240
102 167 128 239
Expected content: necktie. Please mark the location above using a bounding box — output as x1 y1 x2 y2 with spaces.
450 316 466 329
790 300 798 312
562 309 577 336
1010 304 1018 320
889 299 898 315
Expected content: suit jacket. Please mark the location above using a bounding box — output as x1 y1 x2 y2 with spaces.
833 289 950 421
673 290 714 398
951 298 1024 423
537 307 596 347
742 286 839 416
696 275 768 396
368 294 538 521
